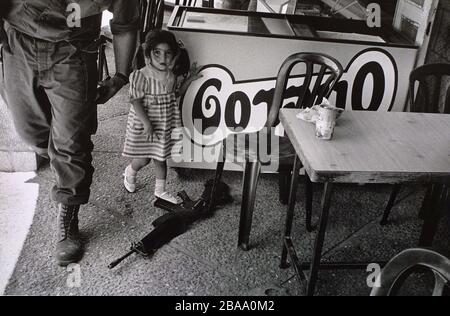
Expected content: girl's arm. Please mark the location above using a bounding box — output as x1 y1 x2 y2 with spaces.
131 99 156 141
131 99 149 123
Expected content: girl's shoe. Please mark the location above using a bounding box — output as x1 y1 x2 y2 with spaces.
123 165 137 193
155 191 181 204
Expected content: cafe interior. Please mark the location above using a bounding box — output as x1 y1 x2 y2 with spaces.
2 0 449 296
160 0 449 296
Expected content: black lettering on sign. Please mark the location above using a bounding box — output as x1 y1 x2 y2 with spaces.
253 83 311 127
253 84 310 110
225 91 251 129
192 78 222 135
333 80 348 110
352 61 385 111
253 88 274 109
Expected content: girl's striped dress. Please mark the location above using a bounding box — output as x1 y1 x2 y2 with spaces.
123 65 182 161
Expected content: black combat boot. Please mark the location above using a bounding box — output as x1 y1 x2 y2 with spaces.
55 204 83 266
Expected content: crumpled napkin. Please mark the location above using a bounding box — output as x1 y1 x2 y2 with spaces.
296 105 321 124
296 98 344 124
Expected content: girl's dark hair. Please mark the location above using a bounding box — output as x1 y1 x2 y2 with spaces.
173 47 190 77
142 29 191 77
143 29 179 59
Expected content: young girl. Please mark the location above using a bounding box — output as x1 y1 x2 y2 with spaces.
122 30 199 203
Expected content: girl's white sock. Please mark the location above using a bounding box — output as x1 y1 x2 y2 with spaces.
155 179 166 196
126 164 137 176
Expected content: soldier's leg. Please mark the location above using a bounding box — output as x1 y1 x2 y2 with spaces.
2 27 51 158
45 44 98 206
44 42 98 266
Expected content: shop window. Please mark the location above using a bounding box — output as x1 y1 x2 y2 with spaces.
407 0 425 9
400 15 419 42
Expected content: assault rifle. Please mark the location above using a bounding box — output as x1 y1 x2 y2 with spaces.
108 179 232 269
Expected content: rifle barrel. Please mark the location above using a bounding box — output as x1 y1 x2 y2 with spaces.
108 250 135 269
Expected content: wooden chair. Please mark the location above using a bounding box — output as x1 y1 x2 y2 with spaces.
132 0 166 70
210 53 343 250
380 63 450 225
175 0 197 5
141 0 165 35
370 248 450 296
175 0 214 7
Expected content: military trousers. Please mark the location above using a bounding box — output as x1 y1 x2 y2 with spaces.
1 25 98 205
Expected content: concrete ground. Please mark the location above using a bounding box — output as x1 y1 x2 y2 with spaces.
1 10 449 295
1 77 449 296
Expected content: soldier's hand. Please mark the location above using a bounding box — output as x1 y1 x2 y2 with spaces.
95 74 127 105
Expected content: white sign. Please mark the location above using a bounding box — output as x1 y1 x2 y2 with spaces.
181 48 398 146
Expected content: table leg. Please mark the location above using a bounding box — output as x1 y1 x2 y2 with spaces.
280 155 302 268
306 182 334 296
419 183 446 247
380 184 401 225
305 176 314 232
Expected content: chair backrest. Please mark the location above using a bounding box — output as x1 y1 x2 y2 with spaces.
176 1 215 7
133 0 166 70
141 0 165 37
175 0 197 5
266 53 344 128
370 248 450 296
409 63 450 114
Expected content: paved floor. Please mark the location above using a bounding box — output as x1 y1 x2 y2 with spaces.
0 172 38 294
2 157 449 296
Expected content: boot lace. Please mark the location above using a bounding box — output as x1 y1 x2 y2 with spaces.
59 206 79 240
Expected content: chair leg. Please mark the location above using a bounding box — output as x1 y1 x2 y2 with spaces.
207 158 225 212
445 185 450 214
238 161 261 251
278 165 291 205
305 176 314 232
380 184 401 225
419 183 446 247
280 156 301 269
442 277 450 296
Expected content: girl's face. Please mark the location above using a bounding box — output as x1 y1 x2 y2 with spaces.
149 43 175 71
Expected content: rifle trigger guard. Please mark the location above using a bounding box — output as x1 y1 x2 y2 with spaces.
131 242 148 256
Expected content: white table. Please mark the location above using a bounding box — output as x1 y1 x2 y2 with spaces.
279 109 450 295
